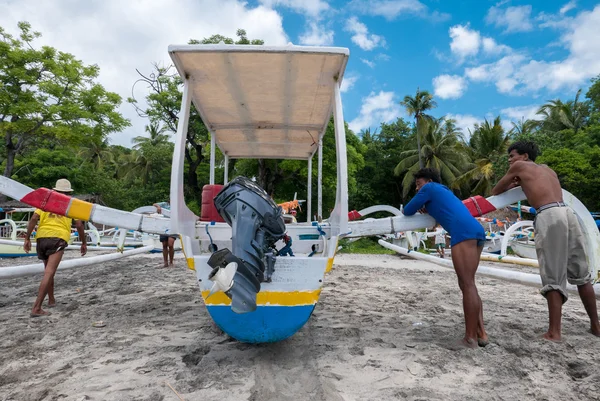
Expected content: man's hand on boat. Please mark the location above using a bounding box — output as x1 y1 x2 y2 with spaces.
24 238 32 253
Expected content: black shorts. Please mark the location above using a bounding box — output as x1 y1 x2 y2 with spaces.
159 234 179 243
36 238 68 261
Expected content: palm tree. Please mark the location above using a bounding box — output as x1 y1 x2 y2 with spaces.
401 88 437 169
78 139 112 171
509 117 538 137
132 123 170 149
536 89 586 135
394 117 467 198
453 116 511 196
118 150 152 186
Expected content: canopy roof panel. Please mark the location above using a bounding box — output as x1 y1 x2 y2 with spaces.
168 44 349 160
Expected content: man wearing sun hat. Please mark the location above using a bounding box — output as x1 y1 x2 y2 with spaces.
24 179 87 317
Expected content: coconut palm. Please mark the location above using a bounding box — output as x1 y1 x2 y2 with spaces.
394 117 467 198
536 89 587 135
400 89 437 169
453 116 511 196
78 139 112 171
132 123 170 149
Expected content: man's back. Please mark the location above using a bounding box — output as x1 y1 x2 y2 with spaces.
513 161 563 209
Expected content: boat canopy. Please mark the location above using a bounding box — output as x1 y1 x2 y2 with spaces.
168 44 349 160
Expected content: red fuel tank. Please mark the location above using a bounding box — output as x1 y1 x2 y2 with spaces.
200 184 225 222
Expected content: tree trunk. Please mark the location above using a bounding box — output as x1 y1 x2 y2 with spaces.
3 150 15 178
416 115 423 169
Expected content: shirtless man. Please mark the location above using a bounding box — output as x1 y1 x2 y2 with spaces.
404 168 488 348
492 141 600 341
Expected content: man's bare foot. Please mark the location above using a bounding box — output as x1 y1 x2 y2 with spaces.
169 262 175 268
590 324 600 337
30 309 51 318
47 303 56 308
477 337 489 347
542 331 562 342
461 337 479 349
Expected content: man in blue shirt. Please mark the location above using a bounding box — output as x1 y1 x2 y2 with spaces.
404 168 487 348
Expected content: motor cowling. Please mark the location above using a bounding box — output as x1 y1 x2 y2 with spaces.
209 176 286 313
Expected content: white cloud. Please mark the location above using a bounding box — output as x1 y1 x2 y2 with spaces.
348 0 449 23
348 91 401 133
299 21 334 45
482 37 511 55
560 1 577 15
340 74 359 93
449 25 481 61
432 75 468 99
464 54 527 94
501 105 543 121
486 4 534 33
259 0 330 18
0 0 288 147
361 58 376 68
445 114 482 139
467 5 600 94
344 17 385 51
348 0 426 20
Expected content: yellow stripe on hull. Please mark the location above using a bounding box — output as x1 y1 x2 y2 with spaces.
186 257 195 271
325 257 334 273
68 199 93 221
201 289 321 306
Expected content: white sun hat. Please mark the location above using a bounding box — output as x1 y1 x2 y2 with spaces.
53 178 73 193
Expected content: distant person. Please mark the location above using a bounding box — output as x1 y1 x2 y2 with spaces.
492 141 600 341
24 179 87 317
403 168 488 348
434 225 447 259
278 234 295 257
153 200 178 268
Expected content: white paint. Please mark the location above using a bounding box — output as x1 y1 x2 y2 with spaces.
329 82 349 236
307 156 312 222
378 240 600 296
0 245 154 279
317 138 322 220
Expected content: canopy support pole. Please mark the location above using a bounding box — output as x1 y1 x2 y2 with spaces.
224 155 229 184
318 138 322 220
210 134 216 185
307 157 312 222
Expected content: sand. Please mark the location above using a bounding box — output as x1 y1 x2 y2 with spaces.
1 251 600 401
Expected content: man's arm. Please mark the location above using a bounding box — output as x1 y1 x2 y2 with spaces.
491 162 522 195
23 213 40 253
75 220 87 256
403 185 431 216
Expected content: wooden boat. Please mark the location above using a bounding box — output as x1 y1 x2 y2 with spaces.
1 44 599 344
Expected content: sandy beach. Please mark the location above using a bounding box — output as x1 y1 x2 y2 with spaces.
1 251 600 401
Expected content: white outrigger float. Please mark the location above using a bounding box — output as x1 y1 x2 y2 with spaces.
1 44 599 342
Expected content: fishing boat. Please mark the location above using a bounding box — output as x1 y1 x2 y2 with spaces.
1 44 599 343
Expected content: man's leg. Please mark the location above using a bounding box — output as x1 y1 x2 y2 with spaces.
31 251 64 316
46 260 56 307
577 283 600 336
544 291 563 341
161 241 168 267
168 237 175 266
451 240 484 348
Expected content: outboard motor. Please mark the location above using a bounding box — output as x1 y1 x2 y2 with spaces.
207 176 286 313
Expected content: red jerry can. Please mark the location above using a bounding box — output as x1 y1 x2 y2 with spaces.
200 184 225 222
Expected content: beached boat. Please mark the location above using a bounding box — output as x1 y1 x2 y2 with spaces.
2 44 599 343
0 218 33 257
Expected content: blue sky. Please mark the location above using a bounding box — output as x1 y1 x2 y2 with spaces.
1 0 599 144
254 0 600 136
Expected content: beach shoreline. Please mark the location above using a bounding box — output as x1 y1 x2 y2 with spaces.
1 252 599 400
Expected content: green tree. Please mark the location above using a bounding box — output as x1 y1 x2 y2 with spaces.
400 88 437 169
0 22 129 177
128 29 262 200
536 89 588 135
454 116 511 196
394 117 467 198
132 123 170 149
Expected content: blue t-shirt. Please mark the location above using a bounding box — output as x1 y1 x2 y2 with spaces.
404 182 485 247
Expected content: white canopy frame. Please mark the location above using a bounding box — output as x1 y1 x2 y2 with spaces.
167 44 350 236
